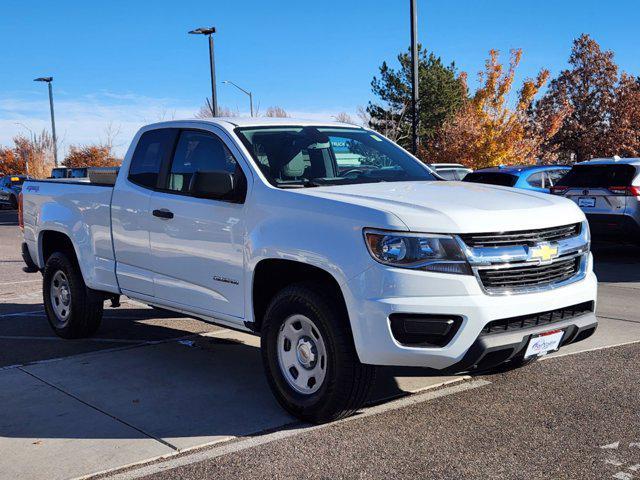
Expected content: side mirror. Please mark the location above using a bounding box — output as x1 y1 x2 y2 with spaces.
189 171 235 200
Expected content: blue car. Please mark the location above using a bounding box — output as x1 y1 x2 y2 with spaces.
463 165 571 193
0 174 29 209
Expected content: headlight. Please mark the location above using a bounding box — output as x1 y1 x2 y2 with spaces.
363 229 471 275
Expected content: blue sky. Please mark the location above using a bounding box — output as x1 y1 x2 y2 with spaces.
2 0 640 155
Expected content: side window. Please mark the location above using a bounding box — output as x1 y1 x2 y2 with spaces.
526 172 544 188
128 129 177 189
167 130 242 195
547 169 566 186
437 169 458 181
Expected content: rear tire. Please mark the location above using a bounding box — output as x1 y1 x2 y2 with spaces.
43 252 103 338
261 283 376 424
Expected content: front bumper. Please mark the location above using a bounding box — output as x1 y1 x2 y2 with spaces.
442 312 597 373
343 257 598 370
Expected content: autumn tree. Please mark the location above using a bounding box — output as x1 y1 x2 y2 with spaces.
0 131 55 178
334 112 355 124
195 98 238 118
367 46 467 146
265 106 289 118
606 74 640 156
63 145 121 168
533 34 618 162
428 49 556 168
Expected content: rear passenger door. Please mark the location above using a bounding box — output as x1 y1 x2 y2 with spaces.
147 128 247 320
111 128 179 297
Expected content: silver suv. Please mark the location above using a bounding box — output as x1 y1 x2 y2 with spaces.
551 158 640 242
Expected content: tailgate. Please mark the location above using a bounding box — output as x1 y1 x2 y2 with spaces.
565 187 626 215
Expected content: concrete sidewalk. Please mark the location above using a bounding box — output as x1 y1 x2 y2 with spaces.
0 329 460 480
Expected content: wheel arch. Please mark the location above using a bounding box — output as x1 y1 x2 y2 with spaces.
251 258 349 333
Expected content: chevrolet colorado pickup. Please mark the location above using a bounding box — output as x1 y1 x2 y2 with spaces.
21 118 598 423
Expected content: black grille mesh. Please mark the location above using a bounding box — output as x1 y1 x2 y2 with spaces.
478 256 580 291
481 301 594 335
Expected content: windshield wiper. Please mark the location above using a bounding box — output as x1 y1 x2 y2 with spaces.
273 179 320 188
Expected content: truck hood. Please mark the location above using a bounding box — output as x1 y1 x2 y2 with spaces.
296 181 585 233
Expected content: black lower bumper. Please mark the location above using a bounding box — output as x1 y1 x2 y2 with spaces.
442 312 598 374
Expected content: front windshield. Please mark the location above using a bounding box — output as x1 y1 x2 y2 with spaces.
235 126 437 187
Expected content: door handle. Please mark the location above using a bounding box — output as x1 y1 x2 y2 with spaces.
152 209 174 219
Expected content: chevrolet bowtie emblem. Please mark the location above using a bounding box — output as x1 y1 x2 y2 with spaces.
529 243 559 262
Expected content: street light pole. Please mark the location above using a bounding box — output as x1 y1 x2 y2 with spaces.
34 76 59 167
410 0 419 155
189 26 218 117
222 80 254 117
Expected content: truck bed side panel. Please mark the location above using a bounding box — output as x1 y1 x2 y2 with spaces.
23 181 120 294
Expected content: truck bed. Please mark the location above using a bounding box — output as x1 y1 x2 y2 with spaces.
22 179 120 293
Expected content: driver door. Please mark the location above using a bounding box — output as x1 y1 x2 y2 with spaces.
148 129 247 320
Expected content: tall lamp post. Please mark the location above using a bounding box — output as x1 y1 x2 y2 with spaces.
222 80 254 117
34 76 59 167
410 0 419 155
188 26 218 117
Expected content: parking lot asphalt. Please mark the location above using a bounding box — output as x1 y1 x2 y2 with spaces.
0 208 639 480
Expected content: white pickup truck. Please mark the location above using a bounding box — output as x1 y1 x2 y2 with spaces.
21 118 597 423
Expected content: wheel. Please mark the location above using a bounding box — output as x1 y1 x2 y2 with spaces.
43 252 103 338
261 283 376 423
10 195 17 210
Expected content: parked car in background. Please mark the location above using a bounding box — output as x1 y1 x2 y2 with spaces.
50 167 71 179
551 158 640 242
430 163 473 180
464 165 571 193
70 167 88 178
0 175 29 209
50 167 89 179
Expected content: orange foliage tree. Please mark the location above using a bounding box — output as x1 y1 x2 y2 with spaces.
0 132 55 178
427 49 563 169
63 145 121 168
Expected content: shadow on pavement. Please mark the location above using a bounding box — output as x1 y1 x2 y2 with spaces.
0 209 18 226
592 242 640 283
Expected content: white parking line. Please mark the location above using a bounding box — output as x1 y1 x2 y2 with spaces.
0 279 41 285
80 379 491 480
0 335 151 344
541 339 640 361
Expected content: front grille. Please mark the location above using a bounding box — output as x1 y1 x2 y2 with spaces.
477 255 581 292
481 301 594 335
460 223 581 248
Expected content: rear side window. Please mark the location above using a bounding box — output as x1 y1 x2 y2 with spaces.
463 172 518 187
526 172 544 188
436 169 458 180
547 169 568 185
129 129 178 189
557 164 637 188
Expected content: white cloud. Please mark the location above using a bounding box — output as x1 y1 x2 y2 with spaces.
0 92 361 157
0 92 199 157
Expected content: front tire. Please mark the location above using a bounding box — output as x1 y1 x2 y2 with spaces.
43 252 103 338
261 283 376 424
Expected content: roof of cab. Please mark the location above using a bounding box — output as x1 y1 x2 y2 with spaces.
145 117 363 129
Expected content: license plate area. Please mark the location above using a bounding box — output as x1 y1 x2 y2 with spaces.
578 197 596 208
524 329 564 359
